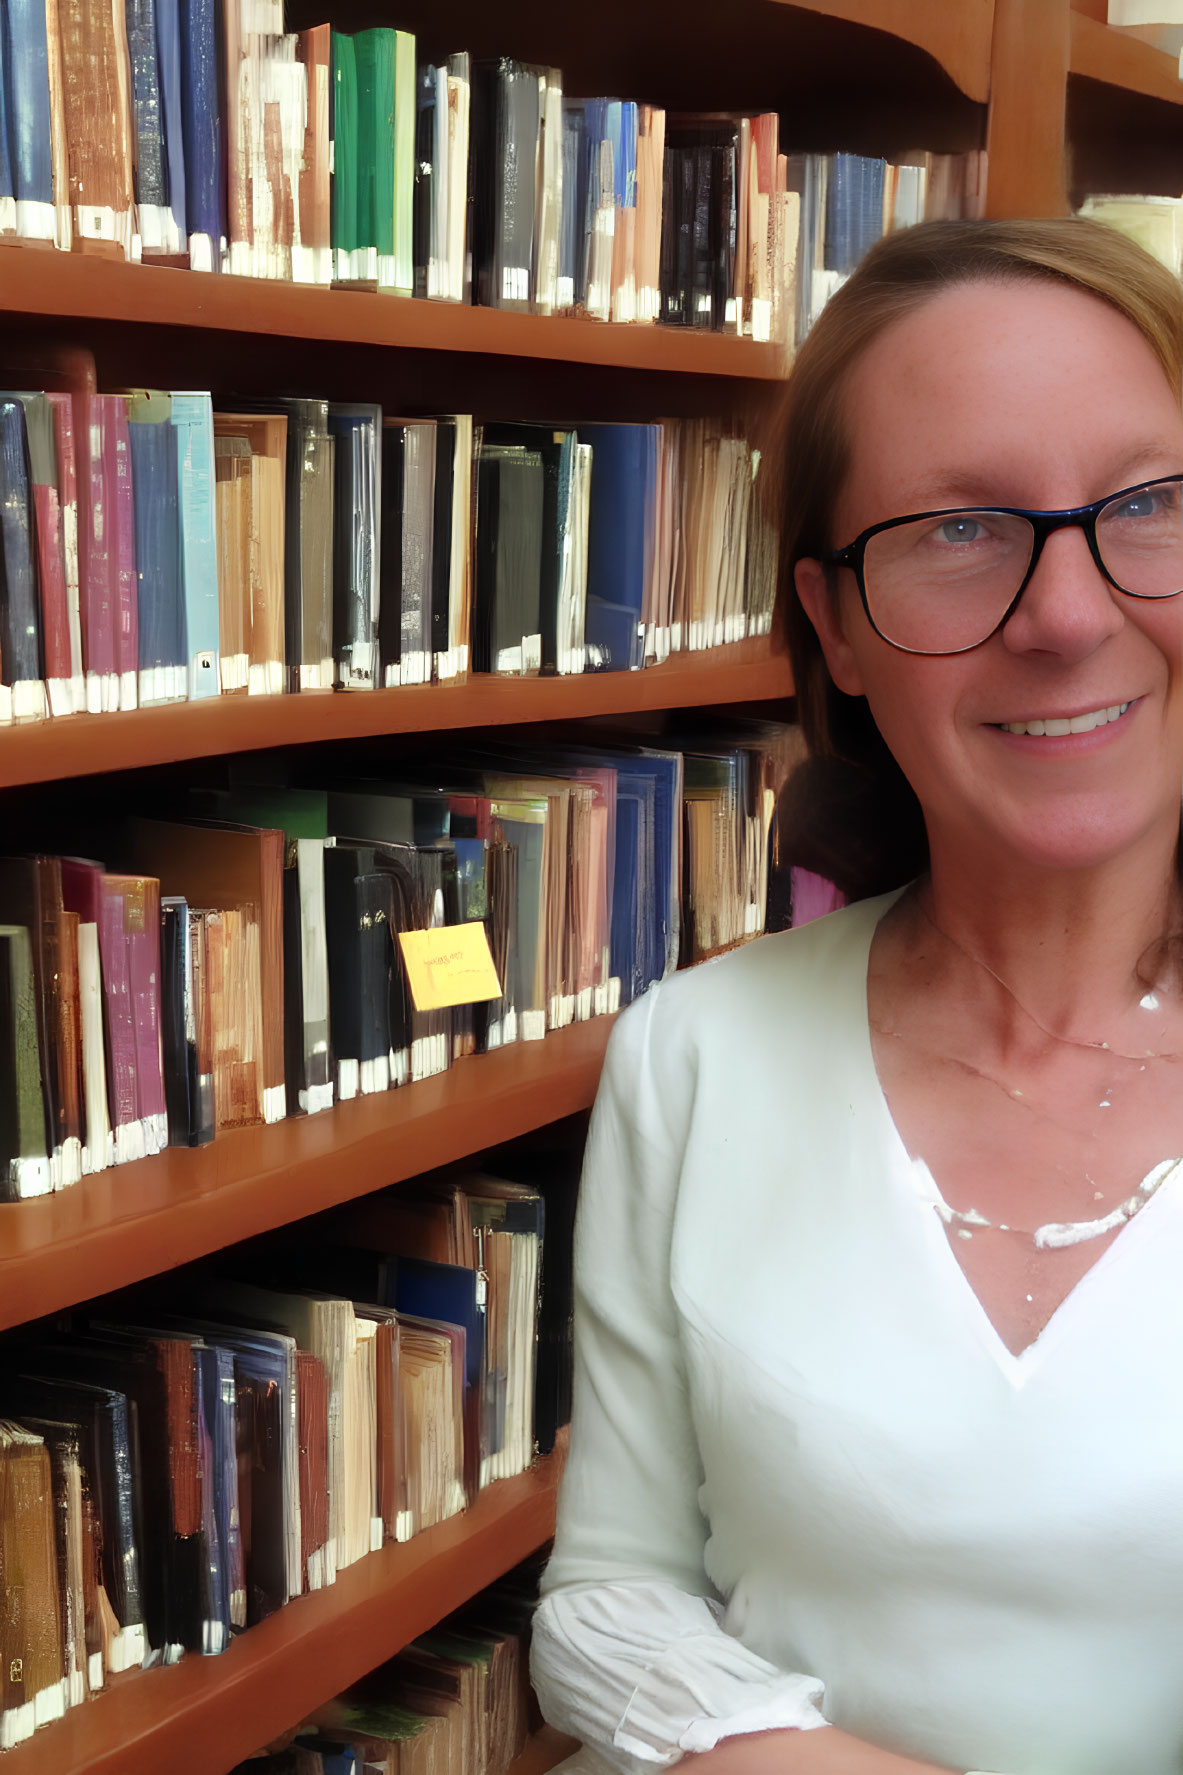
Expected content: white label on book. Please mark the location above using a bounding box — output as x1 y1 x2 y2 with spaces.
87 1653 103 1694
501 265 530 303
15 198 54 242
495 643 523 674
523 632 542 672
338 1058 359 1100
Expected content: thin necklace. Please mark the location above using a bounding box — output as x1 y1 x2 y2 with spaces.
911 889 1183 1064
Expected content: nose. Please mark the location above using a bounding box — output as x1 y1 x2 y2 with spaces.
999 522 1124 660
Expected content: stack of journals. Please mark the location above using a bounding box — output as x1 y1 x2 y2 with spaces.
0 362 775 723
0 1182 554 1749
234 1570 541 1774
0 728 797 1200
0 5 978 344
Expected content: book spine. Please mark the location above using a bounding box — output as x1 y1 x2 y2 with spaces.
169 394 221 697
109 398 140 709
0 399 47 723
5 0 57 241
127 407 188 704
295 26 331 285
76 920 113 1174
98 881 145 1164
392 30 416 296
154 0 188 251
179 0 223 269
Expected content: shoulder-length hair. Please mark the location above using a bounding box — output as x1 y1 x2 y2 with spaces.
775 216 1183 900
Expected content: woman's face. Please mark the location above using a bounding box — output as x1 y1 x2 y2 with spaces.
795 278 1183 879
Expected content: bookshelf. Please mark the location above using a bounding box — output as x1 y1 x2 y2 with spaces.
0 639 791 790
0 1017 612 1334
0 0 1164 1769
0 1441 566 1775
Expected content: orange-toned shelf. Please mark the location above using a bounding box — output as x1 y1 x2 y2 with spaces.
784 0 993 102
0 641 794 789
0 1016 613 1334
2 1438 566 1775
0 245 790 380
1070 10 1183 103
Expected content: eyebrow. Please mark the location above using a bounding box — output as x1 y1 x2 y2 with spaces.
900 444 1183 511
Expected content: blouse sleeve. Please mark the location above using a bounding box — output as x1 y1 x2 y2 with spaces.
531 981 830 1772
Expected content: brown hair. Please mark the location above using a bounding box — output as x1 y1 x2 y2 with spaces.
776 215 1183 900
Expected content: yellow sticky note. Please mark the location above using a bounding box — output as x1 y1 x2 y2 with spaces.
398 921 503 1011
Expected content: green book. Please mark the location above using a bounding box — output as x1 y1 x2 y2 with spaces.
331 31 360 279
355 29 396 285
392 28 417 296
0 924 51 1201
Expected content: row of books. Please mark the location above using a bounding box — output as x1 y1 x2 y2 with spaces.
0 3 979 346
0 727 798 1198
233 1567 541 1775
795 149 988 340
0 1170 567 1752
0 364 774 723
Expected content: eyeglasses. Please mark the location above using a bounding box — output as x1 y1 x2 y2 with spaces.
822 475 1183 656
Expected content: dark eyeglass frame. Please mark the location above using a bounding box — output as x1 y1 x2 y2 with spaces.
821 473 1183 656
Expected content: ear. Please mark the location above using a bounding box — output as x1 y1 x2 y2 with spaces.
794 558 867 698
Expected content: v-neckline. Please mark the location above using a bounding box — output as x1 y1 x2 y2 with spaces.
848 890 1183 1390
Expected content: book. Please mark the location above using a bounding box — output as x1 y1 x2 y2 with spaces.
57 0 137 258
178 0 224 271
0 396 48 721
125 391 188 705
213 411 287 696
3 0 57 244
327 404 381 691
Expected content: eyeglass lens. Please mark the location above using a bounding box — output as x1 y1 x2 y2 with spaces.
863 479 1183 654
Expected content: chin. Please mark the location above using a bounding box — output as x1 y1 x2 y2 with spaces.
983 799 1171 876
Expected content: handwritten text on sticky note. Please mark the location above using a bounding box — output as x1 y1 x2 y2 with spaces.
398 922 502 1011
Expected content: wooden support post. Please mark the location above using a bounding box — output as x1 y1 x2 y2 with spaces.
985 0 1072 217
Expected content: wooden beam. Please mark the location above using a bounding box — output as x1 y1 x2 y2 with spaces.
985 0 1072 217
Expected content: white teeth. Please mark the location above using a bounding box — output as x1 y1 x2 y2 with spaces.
1001 702 1130 737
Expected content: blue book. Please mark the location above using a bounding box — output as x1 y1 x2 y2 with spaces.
0 396 45 719
169 394 221 698
0 26 13 232
156 0 188 247
576 422 657 671
387 1255 483 1394
127 394 187 703
2 0 54 241
179 0 224 269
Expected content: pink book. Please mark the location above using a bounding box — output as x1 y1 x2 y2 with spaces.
98 874 142 1161
46 393 85 711
109 398 139 710
79 393 118 710
124 876 166 1154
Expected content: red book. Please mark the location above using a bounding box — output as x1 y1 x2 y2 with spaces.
20 394 74 713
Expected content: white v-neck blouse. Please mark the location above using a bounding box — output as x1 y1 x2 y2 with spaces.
532 893 1183 1775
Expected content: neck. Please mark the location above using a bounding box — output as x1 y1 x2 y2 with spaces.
922 820 1182 1044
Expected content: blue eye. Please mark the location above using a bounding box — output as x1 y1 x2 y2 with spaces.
935 517 986 545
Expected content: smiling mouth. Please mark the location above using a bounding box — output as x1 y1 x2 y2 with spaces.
992 702 1132 738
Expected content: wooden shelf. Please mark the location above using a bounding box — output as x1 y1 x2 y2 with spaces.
0 1018 613 1333
0 641 794 789
783 0 993 103
0 245 789 381
1070 10 1182 104
2 1440 566 1775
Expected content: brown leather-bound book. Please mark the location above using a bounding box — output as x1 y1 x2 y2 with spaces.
295 1349 330 1591
0 1423 66 1750
118 818 286 1126
57 0 136 259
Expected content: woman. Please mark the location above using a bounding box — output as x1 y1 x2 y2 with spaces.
530 217 1183 1775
